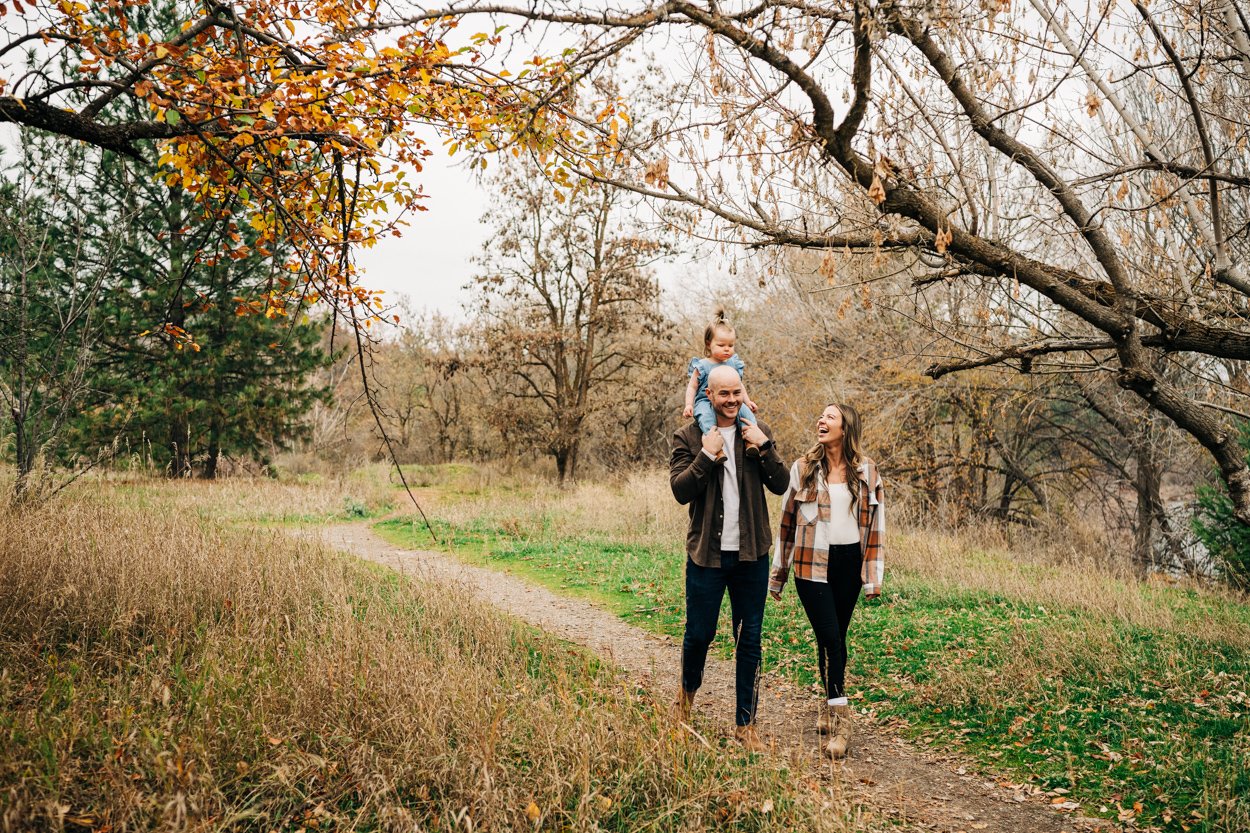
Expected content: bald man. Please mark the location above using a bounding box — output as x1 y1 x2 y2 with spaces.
669 365 789 751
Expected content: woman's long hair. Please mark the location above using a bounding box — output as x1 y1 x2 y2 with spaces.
798 403 864 511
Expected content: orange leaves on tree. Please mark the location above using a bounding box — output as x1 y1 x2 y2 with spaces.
2 0 593 327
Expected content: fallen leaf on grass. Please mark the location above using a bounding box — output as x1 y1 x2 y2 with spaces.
526 802 540 822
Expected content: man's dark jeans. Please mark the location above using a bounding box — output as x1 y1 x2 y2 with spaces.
680 550 768 726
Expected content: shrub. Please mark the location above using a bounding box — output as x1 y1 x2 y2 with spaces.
1193 422 1250 588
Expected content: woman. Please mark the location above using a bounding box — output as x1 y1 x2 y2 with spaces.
769 403 884 759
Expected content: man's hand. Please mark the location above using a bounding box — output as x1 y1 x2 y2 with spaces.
741 423 768 449
702 429 725 457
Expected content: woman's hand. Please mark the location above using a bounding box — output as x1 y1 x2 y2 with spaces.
769 589 782 602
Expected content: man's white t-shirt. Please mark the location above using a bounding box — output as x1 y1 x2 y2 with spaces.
717 425 740 551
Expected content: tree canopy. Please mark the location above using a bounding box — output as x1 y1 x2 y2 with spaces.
0 0 621 332
392 0 1250 520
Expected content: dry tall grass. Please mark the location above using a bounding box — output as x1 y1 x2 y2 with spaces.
0 491 854 832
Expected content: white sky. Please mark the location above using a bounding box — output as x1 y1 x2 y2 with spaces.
354 145 752 328
354 147 489 321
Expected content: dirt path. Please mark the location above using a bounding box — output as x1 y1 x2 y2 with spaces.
314 523 1102 833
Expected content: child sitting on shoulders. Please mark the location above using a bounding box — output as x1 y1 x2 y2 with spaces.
683 308 761 453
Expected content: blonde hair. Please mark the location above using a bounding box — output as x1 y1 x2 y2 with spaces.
703 307 736 355
799 403 864 512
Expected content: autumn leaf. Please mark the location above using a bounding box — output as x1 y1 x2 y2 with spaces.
1085 90 1101 117
525 801 540 822
867 174 886 205
643 157 669 189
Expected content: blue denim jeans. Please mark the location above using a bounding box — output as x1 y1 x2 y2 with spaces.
680 550 768 726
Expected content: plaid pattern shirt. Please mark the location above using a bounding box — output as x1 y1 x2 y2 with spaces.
769 457 885 597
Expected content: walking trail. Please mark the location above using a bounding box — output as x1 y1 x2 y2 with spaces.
314 523 1105 833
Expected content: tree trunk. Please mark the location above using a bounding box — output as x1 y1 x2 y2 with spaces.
166 194 192 479
997 473 1016 519
202 412 221 479
11 406 34 504
554 437 580 485
169 412 192 478
1131 444 1162 577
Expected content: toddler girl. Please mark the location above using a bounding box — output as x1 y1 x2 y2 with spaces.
683 308 759 439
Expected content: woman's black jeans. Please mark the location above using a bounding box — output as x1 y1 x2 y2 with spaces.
794 543 863 700
680 550 768 726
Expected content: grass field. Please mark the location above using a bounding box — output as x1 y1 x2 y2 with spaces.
0 477 864 833
363 464 1250 833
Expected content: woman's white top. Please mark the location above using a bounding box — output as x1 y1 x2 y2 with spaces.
823 482 862 545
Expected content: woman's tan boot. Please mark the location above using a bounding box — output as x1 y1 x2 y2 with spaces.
824 705 852 759
817 706 834 735
734 723 766 753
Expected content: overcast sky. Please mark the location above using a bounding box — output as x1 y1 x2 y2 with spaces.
354 144 754 331
354 147 489 322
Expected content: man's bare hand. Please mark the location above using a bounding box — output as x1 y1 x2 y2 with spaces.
741 423 768 449
702 429 725 457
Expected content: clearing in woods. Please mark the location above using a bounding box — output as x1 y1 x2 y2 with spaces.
315 523 1103 833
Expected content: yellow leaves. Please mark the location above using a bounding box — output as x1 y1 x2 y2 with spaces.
24 0 586 329
386 81 409 103
525 802 540 822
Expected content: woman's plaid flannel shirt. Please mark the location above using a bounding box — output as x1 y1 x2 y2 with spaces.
769 457 885 597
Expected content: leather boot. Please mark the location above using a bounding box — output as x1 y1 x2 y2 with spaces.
734 723 766 753
824 705 851 759
817 705 834 735
672 688 695 723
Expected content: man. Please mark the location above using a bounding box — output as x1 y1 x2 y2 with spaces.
669 364 790 751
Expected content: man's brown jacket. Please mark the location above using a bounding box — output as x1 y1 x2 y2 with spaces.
669 421 790 568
